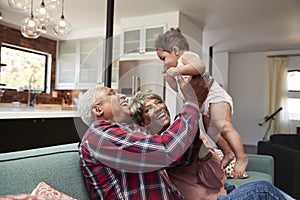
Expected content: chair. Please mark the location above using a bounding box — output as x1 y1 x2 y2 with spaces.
257 134 300 199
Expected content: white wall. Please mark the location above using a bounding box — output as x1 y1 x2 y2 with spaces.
214 50 300 145
228 52 269 145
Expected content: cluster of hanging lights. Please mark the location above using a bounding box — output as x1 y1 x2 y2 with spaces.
8 0 71 39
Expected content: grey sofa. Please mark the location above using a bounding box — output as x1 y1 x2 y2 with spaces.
0 143 89 199
0 143 274 199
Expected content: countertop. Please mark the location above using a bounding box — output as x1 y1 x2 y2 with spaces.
0 104 80 119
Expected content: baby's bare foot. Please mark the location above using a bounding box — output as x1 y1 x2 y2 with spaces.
221 151 235 169
231 154 248 178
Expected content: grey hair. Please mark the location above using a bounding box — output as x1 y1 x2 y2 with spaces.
129 90 163 126
77 86 103 126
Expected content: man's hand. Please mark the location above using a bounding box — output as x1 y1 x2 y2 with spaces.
177 72 214 107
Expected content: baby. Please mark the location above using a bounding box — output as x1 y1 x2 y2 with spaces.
154 27 248 178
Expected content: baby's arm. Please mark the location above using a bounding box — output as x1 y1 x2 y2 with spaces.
178 53 206 76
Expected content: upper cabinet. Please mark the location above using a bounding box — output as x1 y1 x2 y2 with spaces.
120 25 165 59
56 37 104 90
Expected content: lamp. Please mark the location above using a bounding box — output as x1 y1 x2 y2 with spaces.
8 0 30 12
34 0 52 33
45 0 60 11
0 12 3 20
20 0 42 39
52 0 71 36
8 0 70 38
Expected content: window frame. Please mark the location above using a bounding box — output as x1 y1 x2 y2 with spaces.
287 69 300 121
287 70 300 92
1 43 52 93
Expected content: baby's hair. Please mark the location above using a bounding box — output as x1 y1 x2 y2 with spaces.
155 27 189 52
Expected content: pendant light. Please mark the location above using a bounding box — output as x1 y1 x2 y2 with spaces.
52 0 71 36
35 0 52 33
8 0 30 12
45 0 60 11
21 0 42 39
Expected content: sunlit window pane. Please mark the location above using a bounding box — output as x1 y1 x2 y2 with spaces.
287 71 300 91
288 98 300 120
1 44 48 92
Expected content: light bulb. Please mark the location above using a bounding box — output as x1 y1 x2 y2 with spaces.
28 19 36 27
58 19 66 27
39 7 47 15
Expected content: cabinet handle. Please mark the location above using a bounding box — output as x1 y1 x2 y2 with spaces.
41 119 45 123
132 76 135 96
33 119 37 123
132 75 140 96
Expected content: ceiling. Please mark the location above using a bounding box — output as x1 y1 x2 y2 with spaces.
1 0 300 53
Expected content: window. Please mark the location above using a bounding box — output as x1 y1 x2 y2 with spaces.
287 70 300 120
0 43 51 93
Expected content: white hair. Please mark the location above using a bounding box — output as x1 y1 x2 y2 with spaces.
77 86 102 126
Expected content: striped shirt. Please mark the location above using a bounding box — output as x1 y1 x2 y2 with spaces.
78 103 200 200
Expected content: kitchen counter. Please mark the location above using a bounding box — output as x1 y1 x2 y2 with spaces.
0 103 88 153
0 107 80 119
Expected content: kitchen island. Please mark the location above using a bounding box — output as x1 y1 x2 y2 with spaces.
0 106 88 153
0 107 79 119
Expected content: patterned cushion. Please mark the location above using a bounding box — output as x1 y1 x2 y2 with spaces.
214 148 249 179
31 182 76 200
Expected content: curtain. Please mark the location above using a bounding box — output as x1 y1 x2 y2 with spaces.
267 57 289 137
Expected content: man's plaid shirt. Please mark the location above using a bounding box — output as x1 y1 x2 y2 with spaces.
78 103 200 200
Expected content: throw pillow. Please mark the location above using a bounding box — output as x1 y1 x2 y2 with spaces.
31 182 76 200
0 194 38 200
214 148 249 179
0 194 58 200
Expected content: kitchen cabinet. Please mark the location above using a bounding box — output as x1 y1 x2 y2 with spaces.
56 37 104 90
120 25 165 59
0 117 87 153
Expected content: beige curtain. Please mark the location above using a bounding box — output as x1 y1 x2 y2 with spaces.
267 57 289 137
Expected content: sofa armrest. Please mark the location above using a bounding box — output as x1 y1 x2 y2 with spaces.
246 153 274 181
258 140 300 199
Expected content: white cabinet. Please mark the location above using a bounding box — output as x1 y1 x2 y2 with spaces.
56 37 104 90
120 25 165 60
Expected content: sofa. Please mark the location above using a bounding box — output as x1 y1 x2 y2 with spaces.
0 142 274 199
258 134 300 199
0 143 90 199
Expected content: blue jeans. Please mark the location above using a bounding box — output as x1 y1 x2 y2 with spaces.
217 181 291 200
